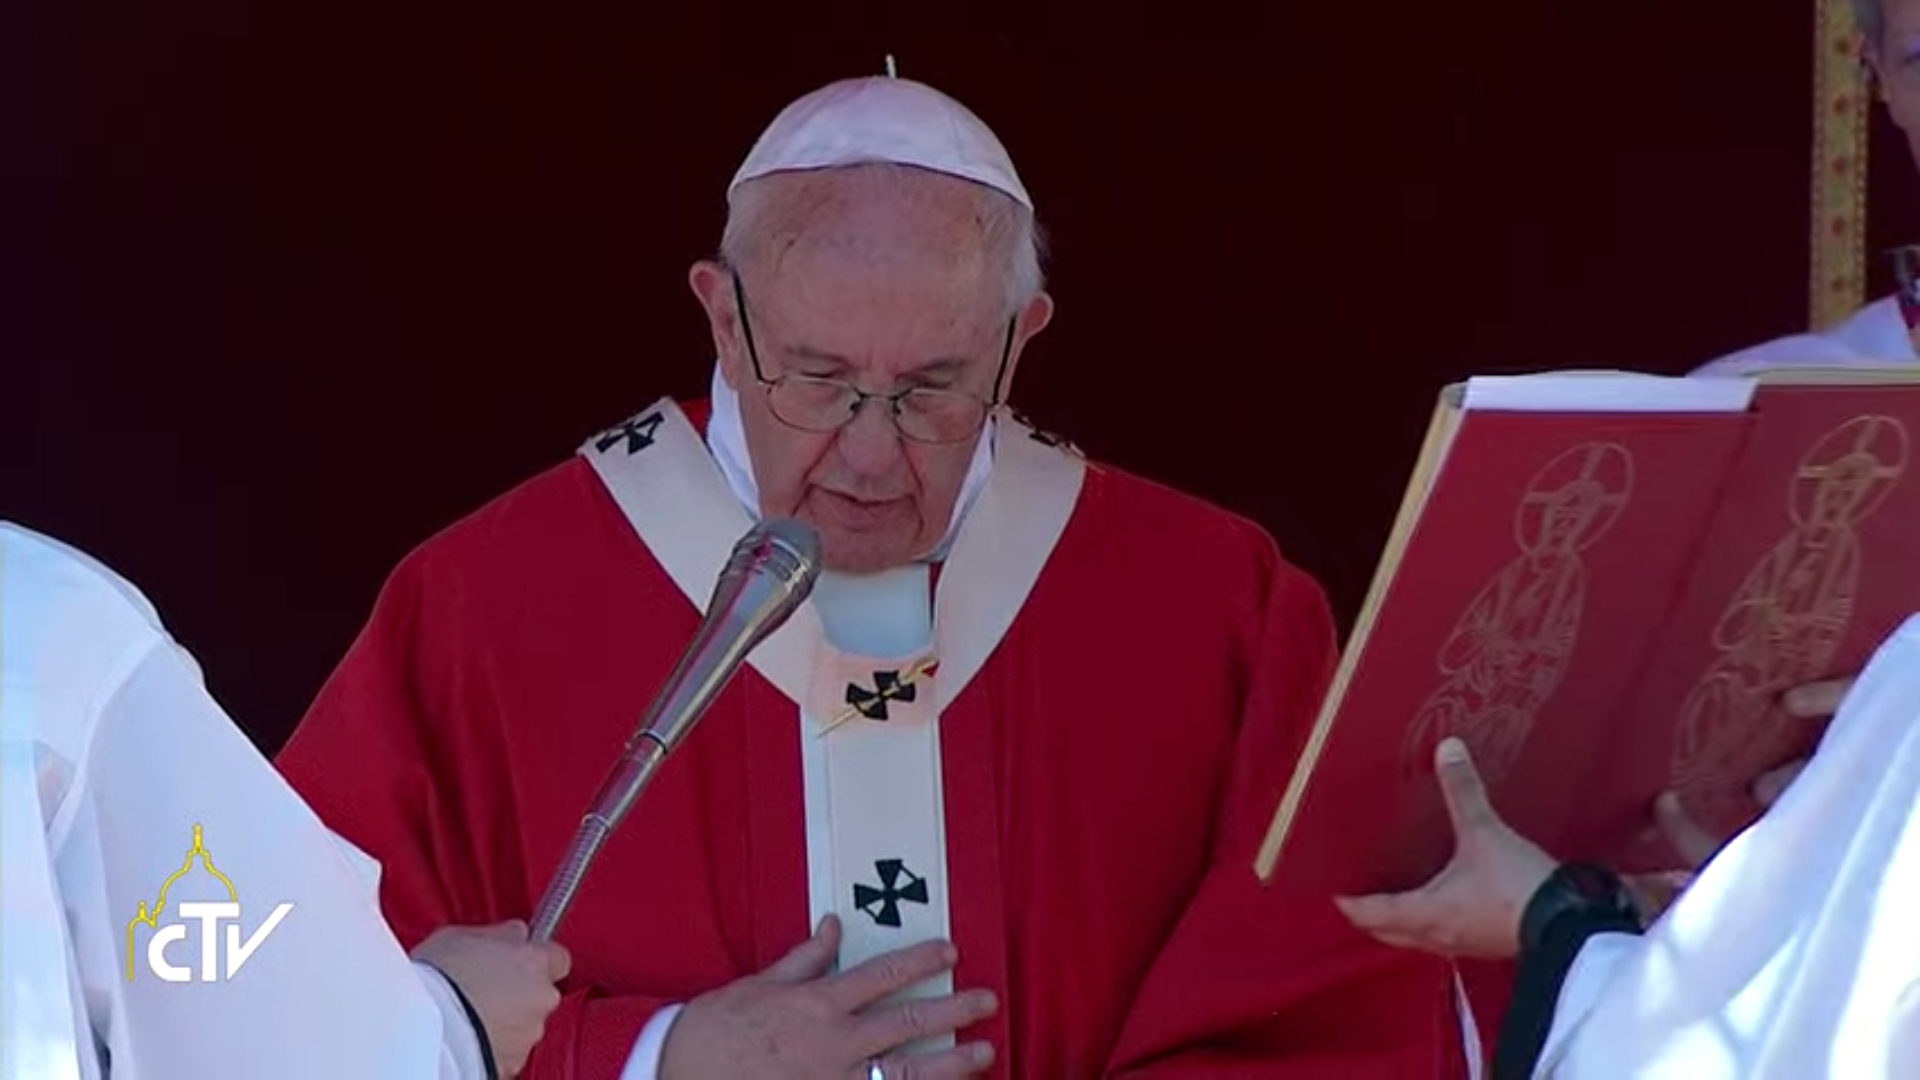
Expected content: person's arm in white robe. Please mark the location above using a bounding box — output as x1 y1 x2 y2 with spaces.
0 523 488 1080
1532 615 1920 1078
1686 294 1916 377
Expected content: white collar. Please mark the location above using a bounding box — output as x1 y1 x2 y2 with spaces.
703 362 996 563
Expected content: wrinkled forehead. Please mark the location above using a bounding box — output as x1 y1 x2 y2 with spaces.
749 257 1007 362
742 172 1009 321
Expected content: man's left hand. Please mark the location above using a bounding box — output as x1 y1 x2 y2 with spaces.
1648 675 1855 870
1336 678 1859 959
1334 737 1558 960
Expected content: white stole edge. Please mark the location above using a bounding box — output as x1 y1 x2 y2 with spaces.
577 401 821 701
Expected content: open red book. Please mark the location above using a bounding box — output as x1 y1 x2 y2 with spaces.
1256 366 1920 898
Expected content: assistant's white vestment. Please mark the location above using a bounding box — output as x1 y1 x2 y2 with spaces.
1690 295 1915 375
0 522 487 1079
1535 613 1920 1078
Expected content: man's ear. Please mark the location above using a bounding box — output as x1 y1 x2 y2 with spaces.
995 291 1055 400
689 260 742 388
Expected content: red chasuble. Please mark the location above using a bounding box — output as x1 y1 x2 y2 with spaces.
275 398 1467 1078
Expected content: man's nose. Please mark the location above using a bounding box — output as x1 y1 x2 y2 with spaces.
833 398 907 476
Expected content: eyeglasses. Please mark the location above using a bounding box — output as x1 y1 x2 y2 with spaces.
730 272 1014 445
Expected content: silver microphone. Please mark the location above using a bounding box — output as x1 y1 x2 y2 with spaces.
529 517 822 941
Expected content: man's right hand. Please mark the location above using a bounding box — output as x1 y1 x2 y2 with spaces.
411 919 571 1078
1333 737 1560 960
660 914 999 1080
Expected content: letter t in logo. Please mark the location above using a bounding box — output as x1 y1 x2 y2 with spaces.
176 902 241 981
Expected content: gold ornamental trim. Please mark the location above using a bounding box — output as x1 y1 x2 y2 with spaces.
1812 0 1871 329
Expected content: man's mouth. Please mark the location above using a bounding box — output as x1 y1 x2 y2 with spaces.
808 488 914 530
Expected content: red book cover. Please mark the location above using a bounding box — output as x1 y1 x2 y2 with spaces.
1260 406 1750 899
1249 371 1920 1053
1583 383 1920 871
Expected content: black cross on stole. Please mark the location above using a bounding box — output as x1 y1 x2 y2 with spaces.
594 411 664 455
845 669 918 721
853 859 929 928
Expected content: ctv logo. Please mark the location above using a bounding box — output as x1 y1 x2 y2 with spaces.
124 824 295 983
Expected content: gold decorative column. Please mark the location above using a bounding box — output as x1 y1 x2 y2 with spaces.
1812 0 1871 329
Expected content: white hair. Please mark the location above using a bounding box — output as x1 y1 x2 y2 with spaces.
1855 0 1885 50
720 162 1047 318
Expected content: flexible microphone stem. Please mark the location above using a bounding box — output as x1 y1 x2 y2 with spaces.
529 518 820 942
529 737 668 942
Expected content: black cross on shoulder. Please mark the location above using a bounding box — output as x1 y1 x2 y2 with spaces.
594 411 665 456
1006 408 1081 456
853 859 929 928
844 669 918 721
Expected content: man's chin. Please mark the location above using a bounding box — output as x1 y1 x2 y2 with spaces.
812 525 926 574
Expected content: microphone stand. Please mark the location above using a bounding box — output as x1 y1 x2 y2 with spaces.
528 518 819 943
529 739 670 942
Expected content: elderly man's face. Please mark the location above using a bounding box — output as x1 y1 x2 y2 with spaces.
691 171 1051 573
1873 0 1920 164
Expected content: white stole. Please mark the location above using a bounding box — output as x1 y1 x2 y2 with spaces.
577 399 1083 1036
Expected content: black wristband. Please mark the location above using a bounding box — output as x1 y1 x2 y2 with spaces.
1492 865 1641 1080
421 959 501 1080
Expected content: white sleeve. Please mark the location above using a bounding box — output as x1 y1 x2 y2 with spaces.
50 643 460 1079
0 738 92 1080
618 1003 686 1080
415 961 492 1080
1531 932 1641 1078
1687 296 1912 377
1687 331 1863 376
1886 981 1920 1072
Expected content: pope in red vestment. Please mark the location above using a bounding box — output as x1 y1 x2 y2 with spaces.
275 75 1469 1079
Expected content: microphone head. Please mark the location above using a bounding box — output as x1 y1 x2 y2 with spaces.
749 516 823 578
724 516 821 588
709 517 822 648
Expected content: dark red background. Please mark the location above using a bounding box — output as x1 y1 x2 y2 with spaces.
8 3 1918 753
